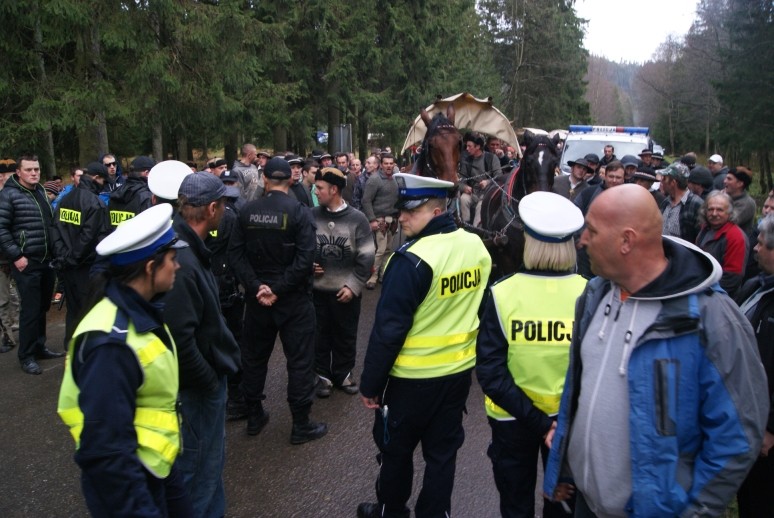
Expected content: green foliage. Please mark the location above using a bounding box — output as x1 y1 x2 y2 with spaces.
0 0 590 170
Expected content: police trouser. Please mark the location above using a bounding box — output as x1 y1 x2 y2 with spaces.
371 370 471 518
240 291 316 420
62 265 92 345
313 290 360 385
12 259 55 362
487 417 572 518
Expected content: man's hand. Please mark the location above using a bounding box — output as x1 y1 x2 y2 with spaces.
13 256 28 272
361 395 380 409
370 220 380 231
462 185 473 195
478 179 490 190
313 263 325 277
336 286 354 303
545 482 575 503
762 430 774 457
544 421 558 449
257 285 277 306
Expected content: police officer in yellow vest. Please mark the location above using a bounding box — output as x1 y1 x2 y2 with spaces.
57 203 193 517
476 191 587 518
358 173 492 518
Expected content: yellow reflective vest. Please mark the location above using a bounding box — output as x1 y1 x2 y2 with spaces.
390 229 492 379
57 298 180 478
484 273 587 420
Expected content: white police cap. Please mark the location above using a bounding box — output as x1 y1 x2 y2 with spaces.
394 172 454 210
148 160 193 201
96 204 187 266
518 191 583 243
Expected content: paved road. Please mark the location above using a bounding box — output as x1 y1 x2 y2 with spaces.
0 287 544 517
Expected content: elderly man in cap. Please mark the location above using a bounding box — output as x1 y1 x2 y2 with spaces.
638 148 653 168
161 172 241 517
553 157 592 201
659 162 703 244
687 166 714 201
477 191 587 518
0 155 63 374
311 167 374 398
108 156 156 227
358 173 492 518
544 184 768 517
708 153 729 190
229 157 328 444
52 162 111 345
724 166 757 235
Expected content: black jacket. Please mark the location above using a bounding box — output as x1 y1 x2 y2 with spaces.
229 190 316 298
0 174 54 262
108 177 153 227
161 214 241 392
52 177 111 267
735 275 774 433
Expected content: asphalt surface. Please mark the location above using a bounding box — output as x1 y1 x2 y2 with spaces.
0 287 545 517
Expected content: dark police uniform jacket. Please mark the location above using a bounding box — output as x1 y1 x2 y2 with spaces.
53 176 111 268
229 189 316 298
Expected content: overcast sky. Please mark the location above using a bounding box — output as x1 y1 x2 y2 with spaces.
574 0 700 63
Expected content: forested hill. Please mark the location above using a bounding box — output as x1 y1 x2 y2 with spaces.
585 56 640 127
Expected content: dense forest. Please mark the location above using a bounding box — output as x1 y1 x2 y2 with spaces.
585 0 772 189
0 0 771 188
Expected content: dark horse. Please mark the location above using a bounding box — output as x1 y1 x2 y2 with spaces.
478 133 561 276
413 110 560 276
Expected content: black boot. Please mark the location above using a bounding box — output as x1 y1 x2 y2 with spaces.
290 415 328 445
246 403 270 436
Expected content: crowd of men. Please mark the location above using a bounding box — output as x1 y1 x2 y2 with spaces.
0 136 771 517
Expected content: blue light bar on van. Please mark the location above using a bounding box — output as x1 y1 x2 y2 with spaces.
568 125 649 135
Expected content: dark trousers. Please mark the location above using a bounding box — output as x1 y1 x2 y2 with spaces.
573 492 597 517
62 265 92 345
12 260 55 362
221 296 244 402
371 371 471 518
738 453 774 518
240 292 316 420
313 290 360 384
487 418 572 518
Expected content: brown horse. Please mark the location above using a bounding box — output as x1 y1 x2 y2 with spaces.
411 111 560 276
414 106 463 184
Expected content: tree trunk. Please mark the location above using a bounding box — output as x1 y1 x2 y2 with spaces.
177 133 188 162
273 126 287 155
34 14 56 179
152 122 163 161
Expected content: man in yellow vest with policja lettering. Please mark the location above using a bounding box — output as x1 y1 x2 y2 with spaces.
476 191 587 518
358 173 492 518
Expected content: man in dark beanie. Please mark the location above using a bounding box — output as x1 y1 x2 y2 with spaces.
724 166 757 234
52 162 112 345
311 167 374 398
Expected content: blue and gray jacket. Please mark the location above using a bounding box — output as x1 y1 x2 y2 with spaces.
544 237 768 517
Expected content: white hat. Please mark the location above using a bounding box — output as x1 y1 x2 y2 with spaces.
393 172 454 210
518 191 583 242
148 160 193 201
708 154 723 164
96 204 187 266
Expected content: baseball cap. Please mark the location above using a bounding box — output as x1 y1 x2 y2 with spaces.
178 172 227 206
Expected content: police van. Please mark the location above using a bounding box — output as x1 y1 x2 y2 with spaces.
559 125 652 174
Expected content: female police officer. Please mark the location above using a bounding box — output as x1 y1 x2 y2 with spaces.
57 203 192 517
476 191 587 518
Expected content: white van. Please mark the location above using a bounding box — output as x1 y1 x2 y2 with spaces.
559 125 652 174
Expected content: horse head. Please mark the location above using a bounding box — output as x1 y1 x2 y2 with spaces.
416 105 462 185
519 132 560 193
